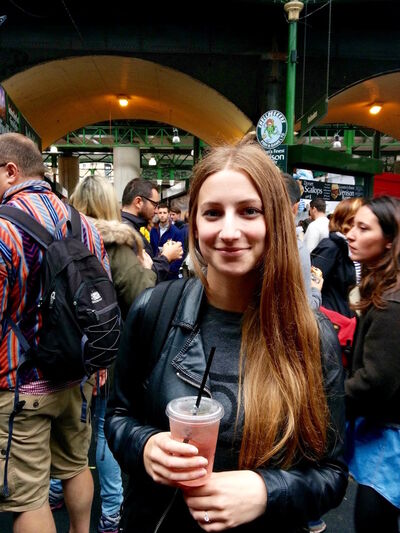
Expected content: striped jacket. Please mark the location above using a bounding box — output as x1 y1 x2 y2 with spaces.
0 179 110 390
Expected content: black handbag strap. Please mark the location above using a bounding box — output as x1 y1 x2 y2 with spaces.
142 278 189 378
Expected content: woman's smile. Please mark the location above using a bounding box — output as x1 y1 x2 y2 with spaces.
195 169 266 280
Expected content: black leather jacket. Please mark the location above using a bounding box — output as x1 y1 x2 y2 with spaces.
105 279 348 532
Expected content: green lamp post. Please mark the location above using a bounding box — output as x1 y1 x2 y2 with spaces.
284 1 304 145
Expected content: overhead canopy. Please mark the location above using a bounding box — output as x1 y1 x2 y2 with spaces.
321 71 400 139
2 56 253 149
2 57 400 151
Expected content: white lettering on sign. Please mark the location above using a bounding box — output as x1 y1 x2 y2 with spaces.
307 111 318 124
303 183 323 196
270 153 285 161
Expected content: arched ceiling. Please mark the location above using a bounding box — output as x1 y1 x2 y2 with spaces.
2 55 253 149
3 56 400 151
320 71 400 139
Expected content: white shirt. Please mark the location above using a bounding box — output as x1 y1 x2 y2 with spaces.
304 216 330 253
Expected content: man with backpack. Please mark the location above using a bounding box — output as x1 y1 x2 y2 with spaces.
0 133 113 533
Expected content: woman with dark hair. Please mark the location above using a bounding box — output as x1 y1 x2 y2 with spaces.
105 138 348 532
345 195 400 532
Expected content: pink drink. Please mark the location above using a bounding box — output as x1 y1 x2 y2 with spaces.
166 396 224 487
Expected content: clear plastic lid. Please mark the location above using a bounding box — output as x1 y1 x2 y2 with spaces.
166 396 224 424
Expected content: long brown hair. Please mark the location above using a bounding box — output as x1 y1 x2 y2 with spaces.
189 139 328 469
355 195 400 313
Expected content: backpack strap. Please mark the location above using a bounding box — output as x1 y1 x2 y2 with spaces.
68 204 82 240
0 205 53 248
142 278 189 378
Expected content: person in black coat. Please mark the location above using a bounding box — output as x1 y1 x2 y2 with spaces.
121 178 183 282
311 198 363 317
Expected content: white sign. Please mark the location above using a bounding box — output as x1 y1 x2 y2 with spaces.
256 110 287 149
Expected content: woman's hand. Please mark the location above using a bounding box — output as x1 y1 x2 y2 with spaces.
310 266 324 291
161 240 183 262
183 471 267 531
139 250 154 269
143 432 208 487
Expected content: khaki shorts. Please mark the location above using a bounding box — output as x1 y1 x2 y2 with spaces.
0 380 93 513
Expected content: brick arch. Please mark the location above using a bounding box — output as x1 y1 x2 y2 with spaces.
2 55 253 149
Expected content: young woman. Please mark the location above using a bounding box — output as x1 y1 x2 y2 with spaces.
311 197 363 318
105 139 348 532
345 195 400 532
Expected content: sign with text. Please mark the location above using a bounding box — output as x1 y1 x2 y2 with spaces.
299 97 328 137
299 179 364 201
266 145 288 172
256 110 287 149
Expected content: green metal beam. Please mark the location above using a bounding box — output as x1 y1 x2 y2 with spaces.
285 17 298 145
287 144 383 176
59 126 195 150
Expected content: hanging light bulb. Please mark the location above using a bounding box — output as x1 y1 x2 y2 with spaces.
369 104 382 115
172 128 180 144
118 95 129 107
332 134 341 149
148 156 157 166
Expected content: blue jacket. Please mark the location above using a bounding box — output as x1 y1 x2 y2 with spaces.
150 223 183 279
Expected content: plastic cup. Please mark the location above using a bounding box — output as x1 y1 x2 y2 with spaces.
166 396 224 487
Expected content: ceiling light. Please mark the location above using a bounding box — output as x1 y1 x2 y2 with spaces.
332 134 341 149
118 96 129 107
369 104 382 115
148 156 157 166
172 128 180 144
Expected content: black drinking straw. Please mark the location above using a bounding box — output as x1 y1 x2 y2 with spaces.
195 346 216 409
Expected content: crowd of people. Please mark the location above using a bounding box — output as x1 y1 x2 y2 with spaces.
0 131 399 533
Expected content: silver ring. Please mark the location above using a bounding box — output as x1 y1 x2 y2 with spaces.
204 511 210 523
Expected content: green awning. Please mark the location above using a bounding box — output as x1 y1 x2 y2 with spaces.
287 145 383 177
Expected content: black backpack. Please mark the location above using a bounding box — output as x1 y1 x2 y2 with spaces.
0 204 121 381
